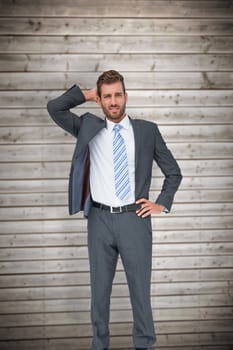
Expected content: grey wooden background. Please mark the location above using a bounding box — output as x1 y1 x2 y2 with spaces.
0 0 233 349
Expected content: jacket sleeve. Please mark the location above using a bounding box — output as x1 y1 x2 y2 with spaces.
47 84 86 138
153 124 182 212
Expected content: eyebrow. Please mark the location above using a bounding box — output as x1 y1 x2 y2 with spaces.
103 92 123 97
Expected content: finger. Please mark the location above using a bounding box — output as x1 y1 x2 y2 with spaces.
136 198 148 204
138 205 163 216
141 210 152 218
136 203 149 213
137 206 151 216
139 207 152 217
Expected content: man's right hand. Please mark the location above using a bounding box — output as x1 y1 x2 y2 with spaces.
83 88 98 103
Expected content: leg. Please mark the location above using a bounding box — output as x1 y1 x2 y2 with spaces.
87 207 119 350
117 212 156 348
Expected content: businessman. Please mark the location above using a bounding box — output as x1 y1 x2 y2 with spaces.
47 70 182 350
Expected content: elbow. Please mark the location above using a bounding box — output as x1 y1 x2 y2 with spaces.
47 99 58 123
177 171 183 186
179 172 183 182
171 169 182 189
47 100 54 115
177 172 183 190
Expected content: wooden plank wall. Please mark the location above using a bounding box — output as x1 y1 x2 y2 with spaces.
0 0 233 349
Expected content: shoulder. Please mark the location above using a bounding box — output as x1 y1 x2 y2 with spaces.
81 112 103 122
130 118 158 131
80 112 105 129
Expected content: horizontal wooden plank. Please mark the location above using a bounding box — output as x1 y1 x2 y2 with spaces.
0 343 232 350
0 280 232 302
174 189 233 202
0 107 222 127
0 216 232 234
152 347 233 350
1 107 233 126
0 320 232 340
0 202 233 220
1 36 233 54
1 124 233 144
0 294 232 315
1 334 232 350
0 305 232 325
1 176 233 193
1 18 233 36
1 90 233 108
1 54 233 73
0 255 232 274
1 229 233 248
1 241 233 261
0 232 88 248
1 191 233 207
1 144 233 163
122 346 233 350
0 334 232 350
2 72 233 90
0 160 232 181
1 268 232 288
0 0 232 18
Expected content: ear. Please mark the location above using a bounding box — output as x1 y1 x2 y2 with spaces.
125 92 128 103
96 95 101 106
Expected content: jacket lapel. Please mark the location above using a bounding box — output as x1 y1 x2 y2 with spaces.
75 116 106 157
130 117 141 172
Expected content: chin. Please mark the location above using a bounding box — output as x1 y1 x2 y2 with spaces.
107 113 120 120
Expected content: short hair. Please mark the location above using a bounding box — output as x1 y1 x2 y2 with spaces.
96 70 126 97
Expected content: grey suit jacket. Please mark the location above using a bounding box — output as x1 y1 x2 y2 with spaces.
47 84 182 217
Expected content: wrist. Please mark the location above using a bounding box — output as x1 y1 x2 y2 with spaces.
83 88 97 102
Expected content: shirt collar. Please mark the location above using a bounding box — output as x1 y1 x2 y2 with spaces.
106 115 130 131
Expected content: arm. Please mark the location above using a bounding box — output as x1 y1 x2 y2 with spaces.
136 124 182 217
47 85 98 137
153 124 182 211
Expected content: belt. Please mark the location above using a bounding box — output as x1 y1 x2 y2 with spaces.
92 201 140 214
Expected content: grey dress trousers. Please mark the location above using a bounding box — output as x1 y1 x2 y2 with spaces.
47 84 182 350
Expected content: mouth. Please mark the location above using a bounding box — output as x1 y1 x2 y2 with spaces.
109 106 119 113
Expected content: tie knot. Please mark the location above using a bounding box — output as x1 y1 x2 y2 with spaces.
113 124 122 133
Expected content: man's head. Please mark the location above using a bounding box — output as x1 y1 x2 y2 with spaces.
96 70 128 123
96 70 126 97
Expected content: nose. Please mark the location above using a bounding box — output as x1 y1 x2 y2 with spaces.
110 95 117 105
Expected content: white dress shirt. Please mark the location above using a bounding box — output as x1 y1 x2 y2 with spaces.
89 115 135 206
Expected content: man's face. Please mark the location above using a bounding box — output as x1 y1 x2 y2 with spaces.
97 81 128 123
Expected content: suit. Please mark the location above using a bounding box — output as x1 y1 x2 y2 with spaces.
47 84 182 217
47 84 182 350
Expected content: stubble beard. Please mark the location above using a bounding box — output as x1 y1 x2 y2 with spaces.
101 102 127 123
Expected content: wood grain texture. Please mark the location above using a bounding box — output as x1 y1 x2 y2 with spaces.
0 0 233 18
0 320 232 339
0 0 232 349
1 90 233 107
1 72 233 90
1 18 233 35
1 35 233 54
0 107 233 126
1 54 233 72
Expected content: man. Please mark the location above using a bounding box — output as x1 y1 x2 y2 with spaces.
47 70 182 350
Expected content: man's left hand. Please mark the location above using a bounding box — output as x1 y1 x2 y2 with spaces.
136 198 165 217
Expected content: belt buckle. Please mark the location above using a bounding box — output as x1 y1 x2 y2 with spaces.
110 206 122 214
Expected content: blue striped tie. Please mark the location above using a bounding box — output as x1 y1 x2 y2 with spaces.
113 124 131 200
